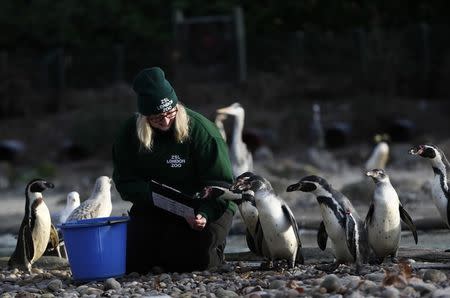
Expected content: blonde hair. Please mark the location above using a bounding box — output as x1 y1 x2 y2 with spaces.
136 103 190 151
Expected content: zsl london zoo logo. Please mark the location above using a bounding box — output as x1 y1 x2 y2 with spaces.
166 155 186 168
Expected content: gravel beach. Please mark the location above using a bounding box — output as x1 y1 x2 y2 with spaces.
2 248 450 298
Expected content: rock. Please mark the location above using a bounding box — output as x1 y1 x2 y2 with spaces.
408 277 437 295
433 286 450 298
269 279 286 289
47 279 63 292
364 272 385 283
423 269 447 283
320 274 342 293
104 277 122 290
215 288 239 297
381 286 400 298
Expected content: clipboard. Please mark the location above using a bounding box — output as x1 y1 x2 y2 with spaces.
150 180 196 220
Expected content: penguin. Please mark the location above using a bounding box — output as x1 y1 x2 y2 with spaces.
216 102 253 177
8 178 55 271
365 169 418 263
365 134 390 171
409 144 450 228
193 172 266 257
286 175 370 272
57 191 81 224
65 176 112 222
229 172 303 268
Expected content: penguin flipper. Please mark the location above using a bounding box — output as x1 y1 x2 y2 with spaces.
281 204 302 247
245 228 258 254
24 224 35 262
8 220 33 269
399 205 418 244
254 218 268 256
364 203 374 227
317 221 328 251
447 196 450 228
345 214 357 261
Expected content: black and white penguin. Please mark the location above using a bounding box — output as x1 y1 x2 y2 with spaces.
194 173 266 257
65 176 112 222
409 144 450 228
286 175 370 272
8 178 55 271
216 102 253 177
229 172 303 268
365 169 418 263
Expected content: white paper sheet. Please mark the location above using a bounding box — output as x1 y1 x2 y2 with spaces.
152 192 195 220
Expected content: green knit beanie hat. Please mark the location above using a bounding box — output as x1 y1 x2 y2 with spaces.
133 67 178 115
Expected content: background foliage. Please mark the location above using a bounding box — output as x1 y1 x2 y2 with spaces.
1 1 449 48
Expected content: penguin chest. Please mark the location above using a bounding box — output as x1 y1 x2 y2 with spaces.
368 202 401 256
320 206 353 262
257 202 297 259
31 203 51 263
431 176 449 225
238 202 259 234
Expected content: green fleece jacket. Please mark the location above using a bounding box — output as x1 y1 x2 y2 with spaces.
112 108 236 221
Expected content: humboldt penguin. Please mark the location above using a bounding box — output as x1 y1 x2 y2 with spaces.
216 102 253 177
409 144 450 228
194 172 266 257
8 178 55 271
286 175 370 272
365 169 418 263
66 176 112 222
229 173 303 268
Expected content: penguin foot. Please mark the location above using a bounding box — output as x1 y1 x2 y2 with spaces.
390 257 399 264
368 256 384 265
316 262 340 273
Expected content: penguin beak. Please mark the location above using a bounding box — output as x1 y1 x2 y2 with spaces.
286 182 302 192
408 145 423 155
45 182 55 189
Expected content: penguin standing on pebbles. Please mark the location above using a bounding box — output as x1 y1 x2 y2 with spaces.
287 175 370 272
8 178 55 271
66 176 112 222
194 174 266 256
409 144 450 228
229 172 303 268
365 169 418 263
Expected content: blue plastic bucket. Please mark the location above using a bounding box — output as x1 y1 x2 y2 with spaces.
60 216 129 281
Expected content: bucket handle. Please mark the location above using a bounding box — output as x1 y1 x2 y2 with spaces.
107 218 130 225
61 217 129 229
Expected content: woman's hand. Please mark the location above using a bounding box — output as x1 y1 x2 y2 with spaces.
187 214 207 231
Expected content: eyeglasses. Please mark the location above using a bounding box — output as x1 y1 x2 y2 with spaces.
147 108 178 123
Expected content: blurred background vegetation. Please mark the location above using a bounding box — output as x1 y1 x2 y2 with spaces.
0 1 449 172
